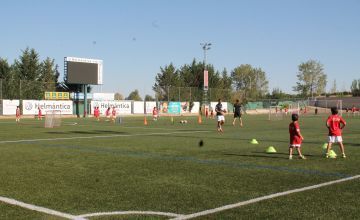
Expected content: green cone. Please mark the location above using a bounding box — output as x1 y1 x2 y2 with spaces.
266 146 277 153
328 150 337 158
250 139 259 144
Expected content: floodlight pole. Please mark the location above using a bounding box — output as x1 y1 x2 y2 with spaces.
201 42 211 106
83 84 87 117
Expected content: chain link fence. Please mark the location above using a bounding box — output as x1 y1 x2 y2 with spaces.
0 79 57 100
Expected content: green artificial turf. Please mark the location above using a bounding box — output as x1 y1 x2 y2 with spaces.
0 114 359 219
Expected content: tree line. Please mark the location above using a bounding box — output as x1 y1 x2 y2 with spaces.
1 47 358 101
0 48 60 99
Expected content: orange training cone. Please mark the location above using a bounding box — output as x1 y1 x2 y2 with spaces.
144 116 148 125
198 114 202 124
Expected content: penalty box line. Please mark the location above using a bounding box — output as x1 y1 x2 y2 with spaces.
171 175 360 220
0 130 210 144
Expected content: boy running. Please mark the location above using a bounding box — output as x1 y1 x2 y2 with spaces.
289 113 306 160
215 99 225 132
326 107 346 158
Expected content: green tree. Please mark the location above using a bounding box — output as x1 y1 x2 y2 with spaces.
40 57 58 93
231 64 269 100
144 94 155 101
153 63 180 101
293 60 327 97
350 79 360 96
114 92 124 100
13 48 42 99
126 89 142 101
268 88 289 99
330 79 337 94
0 58 18 99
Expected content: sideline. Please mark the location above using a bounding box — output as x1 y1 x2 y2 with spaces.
170 175 360 220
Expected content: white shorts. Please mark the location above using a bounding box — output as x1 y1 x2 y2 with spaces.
289 144 301 148
328 136 343 143
217 115 225 122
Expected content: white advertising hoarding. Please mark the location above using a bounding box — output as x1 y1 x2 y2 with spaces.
90 101 132 115
191 102 200 113
145 102 157 114
22 100 73 115
133 101 145 114
2 100 20 115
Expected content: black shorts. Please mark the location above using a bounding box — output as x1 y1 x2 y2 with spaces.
234 112 242 118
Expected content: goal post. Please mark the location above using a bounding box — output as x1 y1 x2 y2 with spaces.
268 102 300 120
45 110 62 128
307 99 343 116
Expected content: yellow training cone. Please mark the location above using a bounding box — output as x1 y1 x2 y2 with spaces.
266 146 277 153
328 150 337 158
250 139 259 144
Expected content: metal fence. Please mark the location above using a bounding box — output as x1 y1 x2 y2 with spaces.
154 86 240 103
0 79 57 100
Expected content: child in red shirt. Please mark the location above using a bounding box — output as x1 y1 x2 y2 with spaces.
16 106 21 123
38 107 42 120
152 107 158 121
326 107 346 158
111 107 116 123
289 113 305 160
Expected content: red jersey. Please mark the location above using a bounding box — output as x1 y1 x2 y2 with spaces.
38 108 42 116
112 109 116 116
105 109 110 116
352 107 356 113
326 114 346 136
289 121 302 145
16 108 21 117
94 108 99 117
153 109 158 116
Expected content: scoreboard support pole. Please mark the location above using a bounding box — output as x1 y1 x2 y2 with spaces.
83 84 88 117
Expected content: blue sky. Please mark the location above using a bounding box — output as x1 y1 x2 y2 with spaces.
1 0 359 98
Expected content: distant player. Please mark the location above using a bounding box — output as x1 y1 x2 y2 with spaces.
325 107 346 158
16 106 21 123
288 113 306 160
232 99 243 127
37 107 42 120
94 107 100 121
215 99 225 132
152 107 158 121
111 107 116 123
105 107 111 120
351 105 356 117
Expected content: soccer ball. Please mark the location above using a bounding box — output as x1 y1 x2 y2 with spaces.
180 120 188 124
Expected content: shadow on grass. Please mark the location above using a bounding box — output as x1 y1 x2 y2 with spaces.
224 152 318 160
69 130 129 135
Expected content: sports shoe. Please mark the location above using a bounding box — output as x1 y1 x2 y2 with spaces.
342 154 346 158
299 155 306 159
289 155 293 160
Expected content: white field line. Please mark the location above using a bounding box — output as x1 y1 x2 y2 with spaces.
171 175 360 220
78 211 183 218
0 130 210 144
0 196 85 220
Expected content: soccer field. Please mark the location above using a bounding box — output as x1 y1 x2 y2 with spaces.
0 114 359 219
